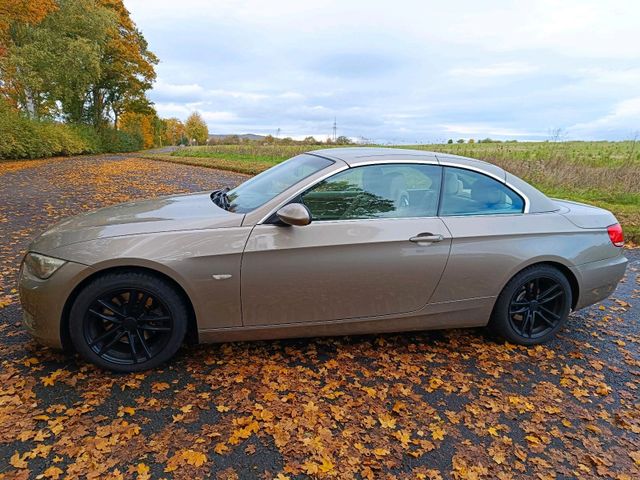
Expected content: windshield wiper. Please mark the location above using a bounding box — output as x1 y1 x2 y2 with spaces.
210 188 231 210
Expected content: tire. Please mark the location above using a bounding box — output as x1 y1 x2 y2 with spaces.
69 271 188 372
488 265 572 345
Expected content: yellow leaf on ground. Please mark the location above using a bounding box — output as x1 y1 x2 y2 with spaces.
214 442 229 455
319 457 334 474
42 466 63 479
117 406 135 417
151 382 170 392
183 449 207 467
10 452 27 469
379 413 396 429
525 435 541 445
373 448 389 457
136 463 151 480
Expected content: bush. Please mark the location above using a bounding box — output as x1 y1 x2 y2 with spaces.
98 128 143 153
0 99 143 159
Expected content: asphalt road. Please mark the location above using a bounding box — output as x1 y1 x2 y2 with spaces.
0 154 638 479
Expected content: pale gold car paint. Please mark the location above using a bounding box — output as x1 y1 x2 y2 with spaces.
19 148 628 349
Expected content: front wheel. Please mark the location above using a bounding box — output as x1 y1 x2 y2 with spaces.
69 272 188 372
488 265 572 345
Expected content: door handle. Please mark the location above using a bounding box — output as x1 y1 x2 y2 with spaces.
409 233 444 243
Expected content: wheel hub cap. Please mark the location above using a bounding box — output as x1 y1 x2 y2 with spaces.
123 316 137 330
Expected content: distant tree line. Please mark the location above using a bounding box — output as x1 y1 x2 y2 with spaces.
446 138 519 144
206 134 355 146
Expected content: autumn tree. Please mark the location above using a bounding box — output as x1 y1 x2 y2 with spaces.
163 118 186 145
119 111 154 149
91 0 158 129
185 112 208 145
0 0 57 56
0 0 114 120
0 0 156 128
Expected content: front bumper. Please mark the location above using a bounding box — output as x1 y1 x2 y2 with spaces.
571 253 628 310
19 259 92 349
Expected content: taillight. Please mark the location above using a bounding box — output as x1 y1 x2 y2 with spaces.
607 223 624 247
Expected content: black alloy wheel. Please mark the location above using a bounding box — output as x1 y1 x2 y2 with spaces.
489 265 572 345
69 272 188 372
84 288 173 365
508 276 566 339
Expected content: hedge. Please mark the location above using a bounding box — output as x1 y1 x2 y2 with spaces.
0 100 143 159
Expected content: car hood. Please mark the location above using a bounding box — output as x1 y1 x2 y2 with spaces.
30 192 244 253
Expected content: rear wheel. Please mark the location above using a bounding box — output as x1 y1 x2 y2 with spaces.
69 272 188 372
488 265 571 345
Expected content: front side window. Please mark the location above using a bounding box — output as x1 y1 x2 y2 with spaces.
301 164 442 221
439 167 524 216
227 154 333 213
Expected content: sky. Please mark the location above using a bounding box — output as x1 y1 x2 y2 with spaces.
126 0 640 143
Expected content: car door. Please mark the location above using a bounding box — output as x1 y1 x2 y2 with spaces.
430 166 533 303
241 163 452 326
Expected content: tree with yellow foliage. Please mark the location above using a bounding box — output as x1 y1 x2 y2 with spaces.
185 112 209 145
163 118 186 145
119 111 154 149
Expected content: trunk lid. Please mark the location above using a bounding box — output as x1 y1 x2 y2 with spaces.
553 199 617 229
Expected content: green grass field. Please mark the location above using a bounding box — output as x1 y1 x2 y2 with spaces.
142 141 640 242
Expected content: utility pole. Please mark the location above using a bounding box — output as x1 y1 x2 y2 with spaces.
275 128 281 139
332 117 337 142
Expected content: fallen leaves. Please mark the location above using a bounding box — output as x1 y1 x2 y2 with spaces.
165 448 208 472
1 156 639 479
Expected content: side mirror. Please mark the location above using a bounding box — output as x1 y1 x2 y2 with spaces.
276 203 312 226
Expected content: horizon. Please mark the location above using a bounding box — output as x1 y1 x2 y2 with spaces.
126 0 640 143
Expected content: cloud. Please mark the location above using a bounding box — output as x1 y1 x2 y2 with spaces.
449 63 538 78
569 97 640 139
126 0 640 142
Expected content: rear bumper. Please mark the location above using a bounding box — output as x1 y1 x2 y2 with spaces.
18 260 91 349
571 253 628 310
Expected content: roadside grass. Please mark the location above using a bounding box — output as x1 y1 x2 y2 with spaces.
146 141 640 242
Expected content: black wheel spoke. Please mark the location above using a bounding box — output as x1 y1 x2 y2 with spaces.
524 311 534 337
97 328 126 355
539 305 560 320
97 299 126 318
89 309 121 325
90 326 123 347
136 329 152 359
139 315 171 323
127 331 139 363
538 289 563 305
510 306 529 315
537 310 555 327
138 325 172 332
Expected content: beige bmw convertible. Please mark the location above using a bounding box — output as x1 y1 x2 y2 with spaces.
19 148 627 371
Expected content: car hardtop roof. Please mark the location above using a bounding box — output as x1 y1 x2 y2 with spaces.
307 147 500 173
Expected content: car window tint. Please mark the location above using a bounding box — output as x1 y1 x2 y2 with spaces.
439 167 524 216
301 164 442 221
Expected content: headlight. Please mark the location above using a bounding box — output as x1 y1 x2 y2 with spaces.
24 253 66 279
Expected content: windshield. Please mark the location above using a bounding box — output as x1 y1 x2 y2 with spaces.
227 154 334 213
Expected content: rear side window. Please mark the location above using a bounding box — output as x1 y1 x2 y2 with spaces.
439 167 524 216
301 163 442 221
